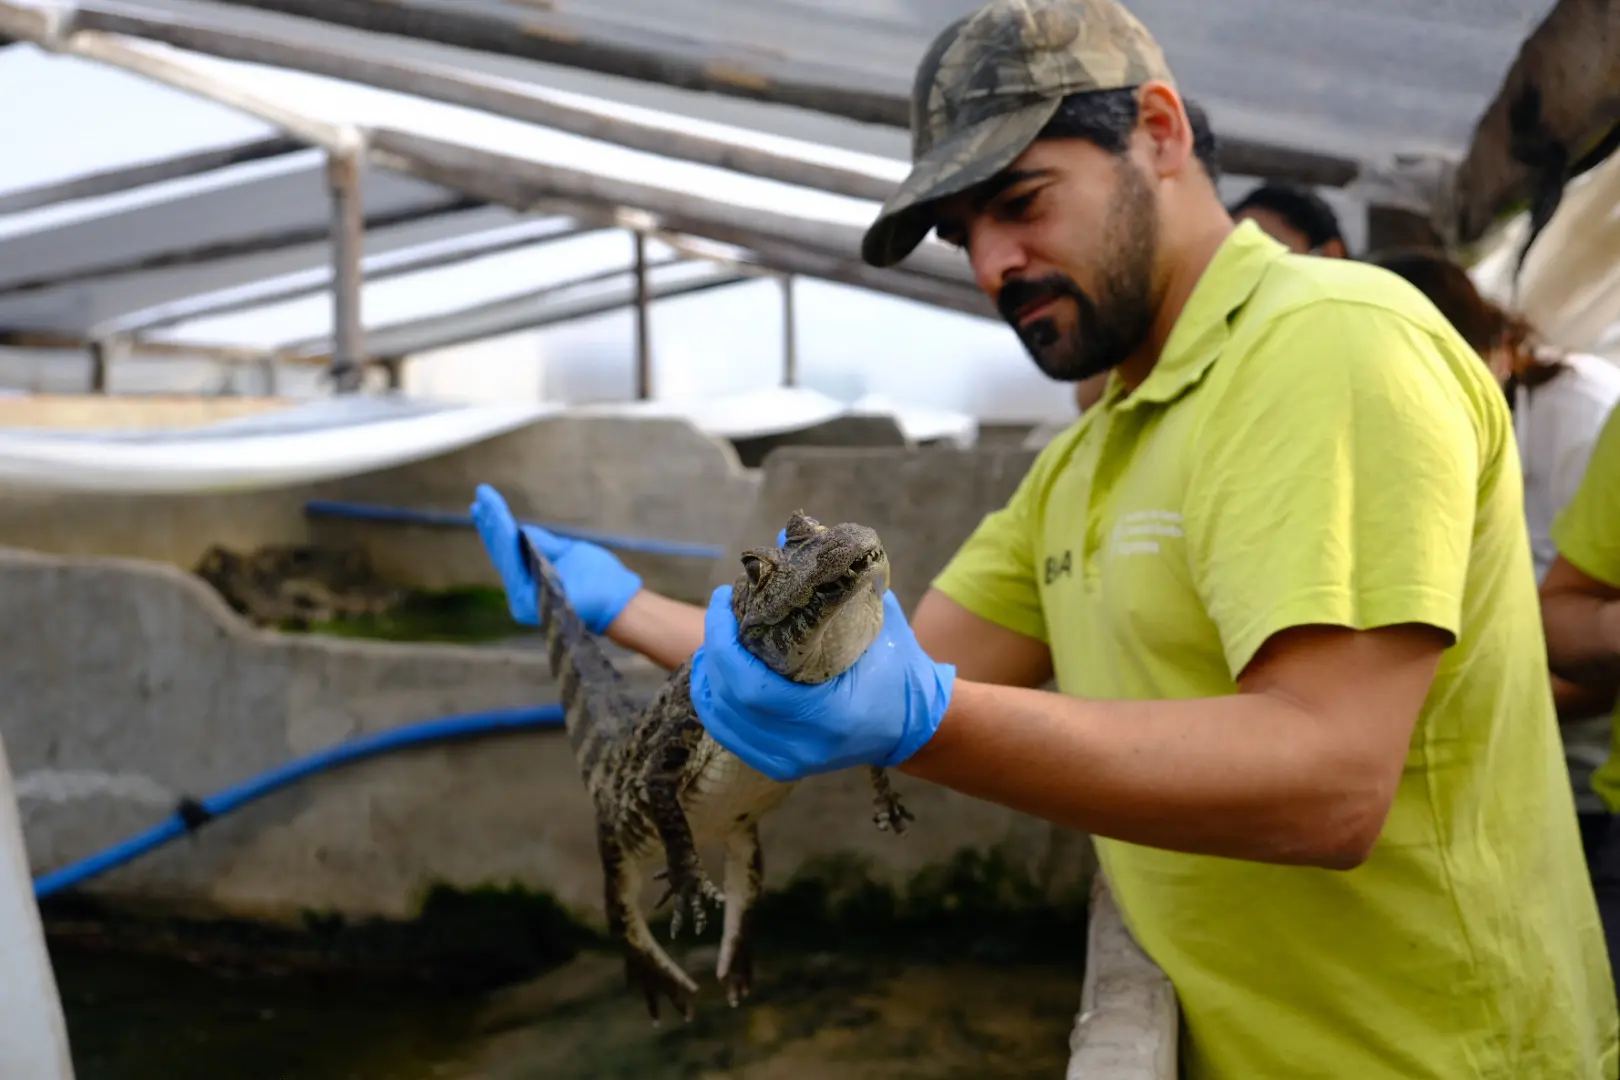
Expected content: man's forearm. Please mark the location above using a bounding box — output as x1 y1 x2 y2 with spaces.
605 589 706 671
898 679 1394 870
1542 594 1620 684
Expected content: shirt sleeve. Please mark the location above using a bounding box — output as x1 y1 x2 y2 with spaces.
930 450 1051 643
1551 402 1620 587
1182 299 1483 680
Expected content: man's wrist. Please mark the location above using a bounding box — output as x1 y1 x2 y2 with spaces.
896 676 983 777
601 584 649 638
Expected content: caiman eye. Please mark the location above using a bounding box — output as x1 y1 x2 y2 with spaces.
741 555 768 586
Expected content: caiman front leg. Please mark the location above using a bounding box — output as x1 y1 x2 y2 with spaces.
716 820 765 1006
643 717 722 939
868 766 914 834
596 821 697 1023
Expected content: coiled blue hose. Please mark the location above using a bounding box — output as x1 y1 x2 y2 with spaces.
32 703 566 900
302 499 725 560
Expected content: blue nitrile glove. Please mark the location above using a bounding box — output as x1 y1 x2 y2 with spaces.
688 585 955 782
470 483 642 634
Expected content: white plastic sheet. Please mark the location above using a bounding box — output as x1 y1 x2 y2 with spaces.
0 396 560 494
0 388 981 495
572 386 979 446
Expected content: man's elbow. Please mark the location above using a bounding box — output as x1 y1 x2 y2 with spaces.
1310 831 1378 872
1291 783 1396 871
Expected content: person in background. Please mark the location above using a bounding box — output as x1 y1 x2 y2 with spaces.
1371 248 1620 587
1541 402 1620 995
1372 248 1620 726
1228 181 1350 257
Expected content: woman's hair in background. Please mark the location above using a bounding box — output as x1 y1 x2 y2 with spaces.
1370 247 1566 389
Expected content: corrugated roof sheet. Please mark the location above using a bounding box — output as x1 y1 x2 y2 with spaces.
192 0 1561 166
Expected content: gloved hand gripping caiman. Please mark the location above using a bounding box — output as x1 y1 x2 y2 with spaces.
519 511 912 1022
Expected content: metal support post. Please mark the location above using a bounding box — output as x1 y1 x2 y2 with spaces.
780 273 798 387
87 340 108 393
327 150 366 393
632 230 652 400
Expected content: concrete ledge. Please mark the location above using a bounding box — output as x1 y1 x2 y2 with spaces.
0 413 757 604
714 442 1041 607
0 736 76 1079
1068 870 1179 1079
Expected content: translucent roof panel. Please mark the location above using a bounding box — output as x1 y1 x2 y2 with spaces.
0 39 273 197
175 0 1560 165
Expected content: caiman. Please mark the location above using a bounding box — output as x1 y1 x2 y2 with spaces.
519 510 911 1021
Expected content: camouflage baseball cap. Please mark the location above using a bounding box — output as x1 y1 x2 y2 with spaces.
860 0 1174 268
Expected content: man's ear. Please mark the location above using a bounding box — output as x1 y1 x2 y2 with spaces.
1134 80 1194 179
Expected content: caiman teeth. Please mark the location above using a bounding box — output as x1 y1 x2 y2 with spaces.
846 548 884 576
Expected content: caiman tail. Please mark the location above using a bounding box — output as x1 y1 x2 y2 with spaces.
517 530 703 1022
517 531 637 768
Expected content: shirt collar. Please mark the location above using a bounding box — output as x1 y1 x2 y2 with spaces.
1105 220 1287 413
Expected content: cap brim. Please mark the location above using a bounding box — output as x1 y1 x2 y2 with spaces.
860 98 1063 268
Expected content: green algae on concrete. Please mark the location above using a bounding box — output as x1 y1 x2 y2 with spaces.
300 585 533 645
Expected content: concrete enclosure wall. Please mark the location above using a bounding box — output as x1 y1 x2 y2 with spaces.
0 414 757 604
718 443 1040 609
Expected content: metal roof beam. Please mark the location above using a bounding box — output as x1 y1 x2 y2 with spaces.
363 126 992 317
179 0 903 127
95 217 600 336
74 0 1360 189
29 21 361 154
63 0 905 204
275 258 754 363
0 194 480 298
0 134 304 217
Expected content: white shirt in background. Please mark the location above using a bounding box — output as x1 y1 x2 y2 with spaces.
1514 351 1620 582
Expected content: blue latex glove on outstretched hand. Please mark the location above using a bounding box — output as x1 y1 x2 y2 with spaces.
688 585 955 782
470 483 642 634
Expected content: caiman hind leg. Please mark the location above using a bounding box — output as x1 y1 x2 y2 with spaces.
644 717 722 939
716 821 765 1006
597 823 698 1023
868 766 914 834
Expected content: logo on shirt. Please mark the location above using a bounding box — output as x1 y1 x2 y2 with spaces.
1044 550 1074 584
1111 509 1184 557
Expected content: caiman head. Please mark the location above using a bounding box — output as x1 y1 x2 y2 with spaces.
731 510 890 684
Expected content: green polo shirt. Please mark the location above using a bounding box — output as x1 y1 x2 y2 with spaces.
1549 403 1620 810
934 222 1617 1079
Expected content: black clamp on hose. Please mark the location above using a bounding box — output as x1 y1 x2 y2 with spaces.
175 796 216 833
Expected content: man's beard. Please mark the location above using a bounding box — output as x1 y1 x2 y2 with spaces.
996 162 1159 383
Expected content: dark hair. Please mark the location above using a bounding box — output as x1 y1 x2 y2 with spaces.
1227 182 1345 250
1037 88 1221 183
1371 247 1566 389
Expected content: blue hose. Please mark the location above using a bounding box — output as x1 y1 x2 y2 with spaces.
32 703 566 900
303 499 725 560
